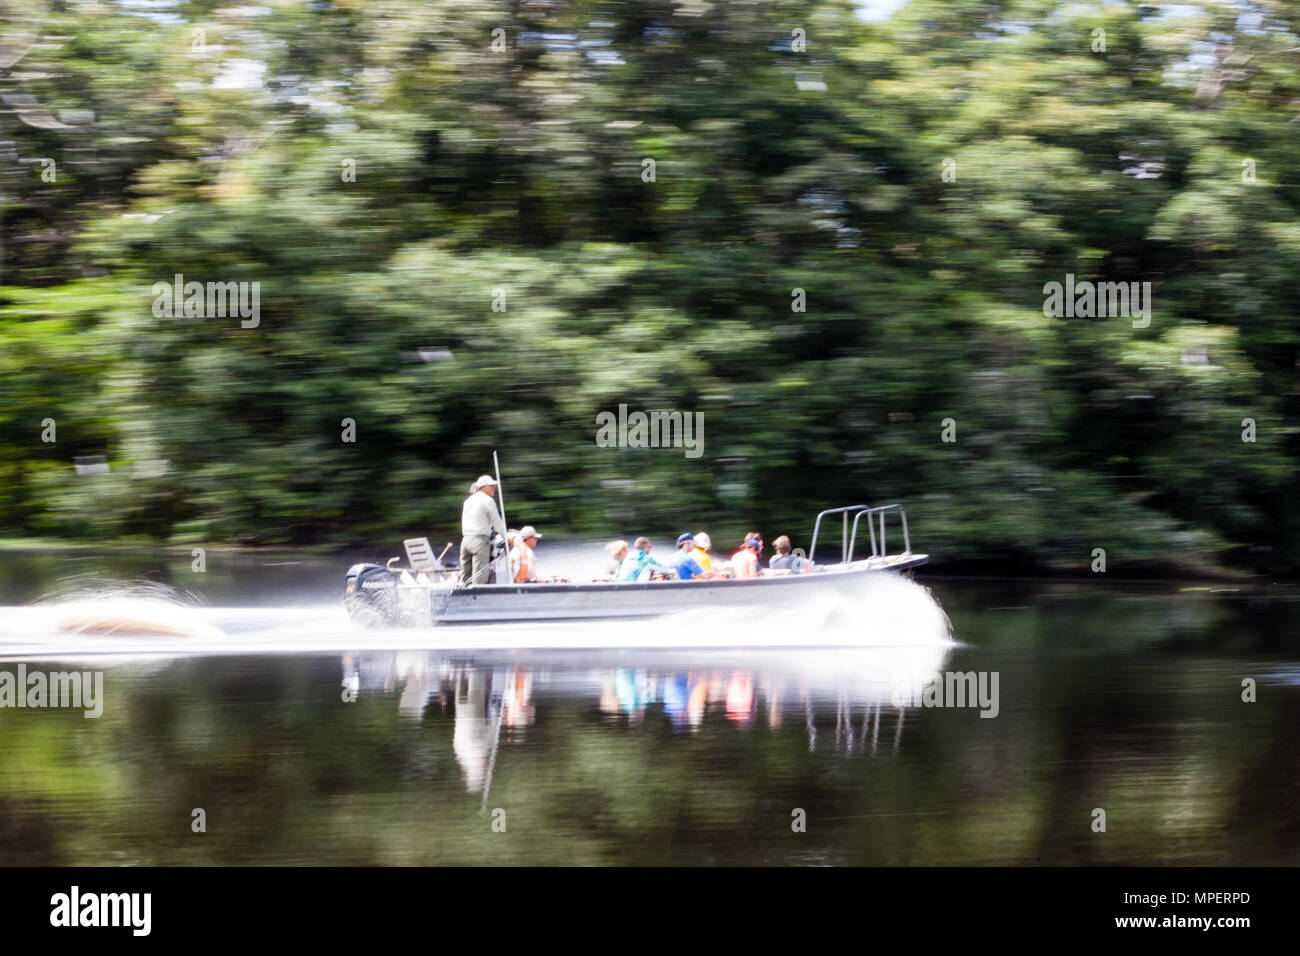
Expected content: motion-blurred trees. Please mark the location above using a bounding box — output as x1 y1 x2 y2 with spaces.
2 0 1298 569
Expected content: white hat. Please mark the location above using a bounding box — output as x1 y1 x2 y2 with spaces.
519 525 542 540
473 474 497 490
695 532 711 550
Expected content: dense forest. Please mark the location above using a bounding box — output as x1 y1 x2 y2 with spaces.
2 0 1298 571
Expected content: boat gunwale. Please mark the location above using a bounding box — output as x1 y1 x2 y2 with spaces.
438 554 929 599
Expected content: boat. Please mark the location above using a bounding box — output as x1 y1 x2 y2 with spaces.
344 504 927 627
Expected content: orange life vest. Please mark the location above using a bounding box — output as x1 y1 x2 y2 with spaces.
511 542 535 582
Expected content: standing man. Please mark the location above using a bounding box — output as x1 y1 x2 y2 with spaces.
460 474 507 586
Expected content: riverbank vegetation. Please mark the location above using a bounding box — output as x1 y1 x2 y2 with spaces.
3 1 1298 572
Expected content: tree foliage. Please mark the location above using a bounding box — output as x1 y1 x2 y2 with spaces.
2 0 1298 569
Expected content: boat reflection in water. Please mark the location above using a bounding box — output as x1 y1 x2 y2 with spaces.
341 643 953 794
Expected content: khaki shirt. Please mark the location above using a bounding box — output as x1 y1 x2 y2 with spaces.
461 490 507 538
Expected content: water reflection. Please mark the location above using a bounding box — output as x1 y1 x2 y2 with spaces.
341 646 951 793
3 577 1298 866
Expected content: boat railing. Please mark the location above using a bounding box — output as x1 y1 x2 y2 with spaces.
809 504 911 565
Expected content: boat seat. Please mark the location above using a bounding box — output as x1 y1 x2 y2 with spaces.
403 537 442 572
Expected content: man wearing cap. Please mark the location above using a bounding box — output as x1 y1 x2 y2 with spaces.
672 533 722 580
509 525 543 583
669 533 707 581
459 475 507 586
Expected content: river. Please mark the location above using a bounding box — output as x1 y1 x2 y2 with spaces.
0 547 1296 865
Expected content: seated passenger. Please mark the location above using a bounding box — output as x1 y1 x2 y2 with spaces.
670 533 716 580
691 532 714 572
730 533 763 579
767 535 809 573
509 525 542 583
619 537 678 582
602 539 629 579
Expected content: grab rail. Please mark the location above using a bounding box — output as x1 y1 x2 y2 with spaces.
809 504 911 565
808 505 868 565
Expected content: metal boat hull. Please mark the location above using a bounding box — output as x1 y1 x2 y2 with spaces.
430 554 928 624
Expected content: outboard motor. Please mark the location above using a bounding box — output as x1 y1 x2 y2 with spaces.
344 563 400 628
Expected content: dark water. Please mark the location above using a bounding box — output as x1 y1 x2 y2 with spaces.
0 550 1297 865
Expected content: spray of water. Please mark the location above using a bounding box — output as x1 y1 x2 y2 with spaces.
665 572 952 647
0 579 224 651
0 567 950 660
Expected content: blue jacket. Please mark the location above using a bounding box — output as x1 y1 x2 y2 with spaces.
671 553 704 580
619 549 670 582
